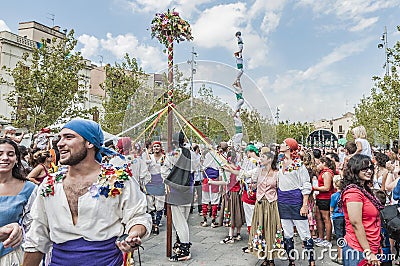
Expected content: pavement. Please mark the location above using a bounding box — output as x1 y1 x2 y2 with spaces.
136 210 338 266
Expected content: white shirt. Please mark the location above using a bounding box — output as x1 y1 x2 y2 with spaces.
23 170 152 254
355 138 372 158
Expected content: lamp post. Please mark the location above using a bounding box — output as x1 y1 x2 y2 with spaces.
275 107 280 125
378 26 389 76
378 26 400 146
187 47 197 142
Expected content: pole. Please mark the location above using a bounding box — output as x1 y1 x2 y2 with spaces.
166 36 173 258
383 26 389 77
190 47 195 143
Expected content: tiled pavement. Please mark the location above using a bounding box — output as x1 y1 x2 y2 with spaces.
136 211 338 266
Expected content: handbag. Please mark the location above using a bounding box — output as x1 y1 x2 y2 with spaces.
380 203 400 241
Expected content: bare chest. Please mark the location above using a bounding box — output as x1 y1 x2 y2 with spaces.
63 181 93 224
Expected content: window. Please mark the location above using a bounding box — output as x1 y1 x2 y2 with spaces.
339 125 343 132
46 38 51 44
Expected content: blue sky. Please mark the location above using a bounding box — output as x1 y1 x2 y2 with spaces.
1 0 400 123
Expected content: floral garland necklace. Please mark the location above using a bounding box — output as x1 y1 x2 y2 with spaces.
41 163 132 198
279 157 303 173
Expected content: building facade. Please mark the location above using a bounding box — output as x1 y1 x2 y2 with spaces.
0 21 96 124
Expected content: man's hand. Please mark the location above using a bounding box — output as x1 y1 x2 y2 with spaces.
0 223 23 248
116 231 142 253
300 205 308 217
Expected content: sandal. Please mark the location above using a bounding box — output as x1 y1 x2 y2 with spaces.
242 247 250 253
153 225 159 235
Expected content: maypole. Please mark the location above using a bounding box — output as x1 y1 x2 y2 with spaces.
151 8 193 257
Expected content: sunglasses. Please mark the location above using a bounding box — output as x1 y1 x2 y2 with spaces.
360 165 374 172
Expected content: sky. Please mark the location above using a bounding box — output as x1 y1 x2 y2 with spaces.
1 0 400 123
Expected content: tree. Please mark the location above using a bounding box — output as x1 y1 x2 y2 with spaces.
2 30 90 132
100 54 146 134
354 25 400 146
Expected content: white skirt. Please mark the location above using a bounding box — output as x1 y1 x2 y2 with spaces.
0 247 23 266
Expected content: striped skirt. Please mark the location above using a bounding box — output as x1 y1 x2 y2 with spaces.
248 197 282 259
218 191 245 228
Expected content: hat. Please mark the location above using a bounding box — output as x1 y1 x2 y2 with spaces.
284 138 298 151
41 128 51 133
245 144 259 156
62 119 118 163
152 141 162 147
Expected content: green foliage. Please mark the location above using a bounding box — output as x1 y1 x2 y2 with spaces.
101 54 146 134
275 121 314 145
2 30 90 132
354 25 400 146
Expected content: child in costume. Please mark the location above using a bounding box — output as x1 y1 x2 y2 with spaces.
233 81 244 115
201 149 222 228
232 112 243 151
235 31 243 56
233 52 244 86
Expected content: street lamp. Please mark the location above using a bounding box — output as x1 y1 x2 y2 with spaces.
275 107 280 125
187 47 197 142
378 26 400 147
377 26 389 76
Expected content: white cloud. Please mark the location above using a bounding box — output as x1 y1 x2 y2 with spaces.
297 0 400 32
255 37 374 121
125 0 172 13
349 17 379 32
123 0 213 18
77 34 99 58
0 20 10 31
192 3 247 49
100 33 164 71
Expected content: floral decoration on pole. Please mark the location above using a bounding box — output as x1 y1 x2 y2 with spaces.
151 9 193 104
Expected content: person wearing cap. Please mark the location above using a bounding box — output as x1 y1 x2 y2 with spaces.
144 141 166 235
277 138 314 266
161 132 198 261
22 119 151 266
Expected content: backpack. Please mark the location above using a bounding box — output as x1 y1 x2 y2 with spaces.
380 203 400 241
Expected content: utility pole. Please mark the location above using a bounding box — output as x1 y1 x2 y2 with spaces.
187 47 197 142
275 107 280 125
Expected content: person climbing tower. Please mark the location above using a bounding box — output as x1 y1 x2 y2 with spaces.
232 81 244 115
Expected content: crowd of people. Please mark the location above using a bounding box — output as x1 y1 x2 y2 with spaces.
0 121 400 266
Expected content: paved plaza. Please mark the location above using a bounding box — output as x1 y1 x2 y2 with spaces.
137 211 337 266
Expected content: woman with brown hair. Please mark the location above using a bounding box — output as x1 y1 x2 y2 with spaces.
26 150 52 185
224 148 280 266
0 138 36 265
313 156 335 247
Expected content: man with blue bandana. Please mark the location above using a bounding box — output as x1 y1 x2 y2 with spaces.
22 119 151 266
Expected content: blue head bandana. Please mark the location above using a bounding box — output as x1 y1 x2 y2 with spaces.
62 119 118 163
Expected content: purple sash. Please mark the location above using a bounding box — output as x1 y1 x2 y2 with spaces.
204 167 219 179
50 237 123 266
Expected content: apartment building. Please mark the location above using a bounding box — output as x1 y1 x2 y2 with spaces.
0 21 94 122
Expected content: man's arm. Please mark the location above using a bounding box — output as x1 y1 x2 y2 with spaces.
23 252 44 266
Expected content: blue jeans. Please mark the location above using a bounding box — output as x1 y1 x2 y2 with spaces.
342 245 364 266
